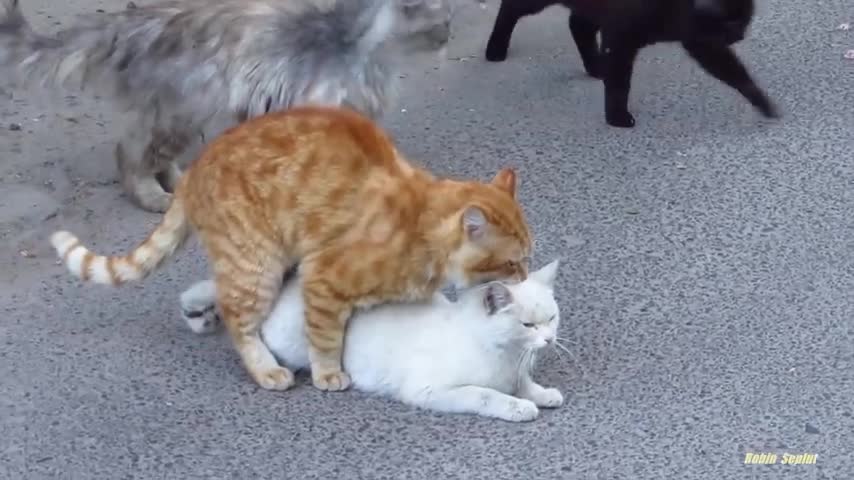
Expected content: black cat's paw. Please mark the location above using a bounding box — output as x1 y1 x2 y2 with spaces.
485 42 509 62
582 57 603 79
606 110 636 128
486 48 507 62
742 85 781 119
584 64 603 79
758 99 781 119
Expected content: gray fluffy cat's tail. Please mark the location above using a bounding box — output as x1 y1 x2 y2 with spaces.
0 0 412 119
0 0 138 98
0 0 23 28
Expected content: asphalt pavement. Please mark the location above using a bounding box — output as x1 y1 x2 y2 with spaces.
1 0 852 478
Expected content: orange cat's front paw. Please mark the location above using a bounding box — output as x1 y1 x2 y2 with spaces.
254 366 296 391
312 370 352 391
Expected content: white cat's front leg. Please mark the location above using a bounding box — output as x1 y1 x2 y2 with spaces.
418 385 539 422
518 375 564 408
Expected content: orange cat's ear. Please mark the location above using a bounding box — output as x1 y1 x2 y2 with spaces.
462 206 489 240
491 168 517 198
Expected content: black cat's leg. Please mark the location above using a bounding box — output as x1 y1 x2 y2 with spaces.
600 39 639 128
682 42 779 118
568 13 601 78
485 1 551 62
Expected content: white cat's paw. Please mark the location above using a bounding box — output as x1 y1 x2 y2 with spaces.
534 388 564 408
499 398 539 422
179 280 220 334
181 304 221 334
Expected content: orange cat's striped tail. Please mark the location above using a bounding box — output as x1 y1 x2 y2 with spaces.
49 198 190 286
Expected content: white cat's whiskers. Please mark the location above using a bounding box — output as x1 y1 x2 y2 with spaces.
554 339 587 380
554 337 579 358
551 343 566 362
554 340 573 358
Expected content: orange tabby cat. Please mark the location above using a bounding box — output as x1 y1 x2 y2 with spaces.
50 105 532 392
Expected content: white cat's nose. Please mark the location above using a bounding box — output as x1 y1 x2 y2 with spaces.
544 336 555 345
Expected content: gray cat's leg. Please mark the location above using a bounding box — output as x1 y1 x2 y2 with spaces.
417 386 539 422
115 113 196 212
517 374 564 408
157 160 185 193
179 279 221 334
116 121 173 213
149 124 195 191
162 123 214 190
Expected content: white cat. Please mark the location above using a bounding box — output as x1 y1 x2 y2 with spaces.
180 260 565 422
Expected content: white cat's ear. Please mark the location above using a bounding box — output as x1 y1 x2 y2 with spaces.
483 282 514 315
462 206 488 240
530 259 559 288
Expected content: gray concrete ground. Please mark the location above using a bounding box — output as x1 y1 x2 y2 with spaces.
1 0 853 478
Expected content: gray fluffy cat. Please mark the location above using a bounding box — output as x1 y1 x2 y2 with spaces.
0 0 453 212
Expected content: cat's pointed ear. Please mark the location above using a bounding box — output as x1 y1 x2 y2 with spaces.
483 282 514 315
462 206 489 240
491 168 517 198
530 259 559 288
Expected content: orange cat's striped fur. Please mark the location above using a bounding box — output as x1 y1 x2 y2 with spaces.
50 105 533 392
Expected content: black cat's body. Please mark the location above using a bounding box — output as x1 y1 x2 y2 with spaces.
485 0 778 127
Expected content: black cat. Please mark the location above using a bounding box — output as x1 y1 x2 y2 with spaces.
484 0 779 128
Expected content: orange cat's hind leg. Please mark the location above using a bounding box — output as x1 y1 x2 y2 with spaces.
214 254 296 391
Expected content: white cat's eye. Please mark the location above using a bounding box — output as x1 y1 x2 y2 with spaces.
522 322 535 328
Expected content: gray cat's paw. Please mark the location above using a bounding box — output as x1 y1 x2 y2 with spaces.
134 190 173 213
